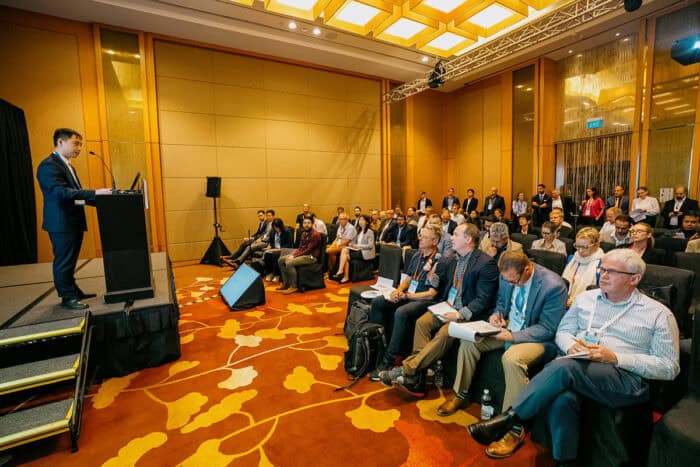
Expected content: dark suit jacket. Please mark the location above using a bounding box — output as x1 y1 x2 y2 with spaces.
416 197 433 213
557 225 574 239
661 198 700 228
484 195 506 215
605 195 630 214
36 153 96 233
442 195 461 209
531 193 552 223
295 213 306 226
462 197 479 214
561 196 577 223
270 228 294 249
491 263 568 361
442 220 457 235
252 221 268 240
395 225 417 248
439 249 499 321
378 219 397 242
613 243 665 265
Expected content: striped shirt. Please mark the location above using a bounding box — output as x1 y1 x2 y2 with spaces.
556 289 679 381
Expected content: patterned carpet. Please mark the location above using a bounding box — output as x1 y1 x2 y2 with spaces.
16 264 554 466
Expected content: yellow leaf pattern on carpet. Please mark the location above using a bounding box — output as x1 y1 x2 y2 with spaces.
283 366 316 393
322 335 348 349
337 288 350 295
217 319 241 339
180 333 194 344
283 326 329 336
345 402 400 433
315 304 342 314
92 373 139 409
313 351 342 370
259 448 273 467
180 439 234 467
165 392 208 430
235 334 262 347
101 432 168 467
255 327 287 340
218 366 258 390
416 395 478 426
287 303 312 315
324 293 347 302
168 360 200 378
181 389 258 434
245 310 265 318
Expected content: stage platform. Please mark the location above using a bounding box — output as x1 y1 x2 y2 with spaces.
0 253 180 378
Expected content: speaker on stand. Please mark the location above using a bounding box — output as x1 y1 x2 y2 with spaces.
200 176 231 266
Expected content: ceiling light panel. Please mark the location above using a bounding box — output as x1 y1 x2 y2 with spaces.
265 0 331 20
468 3 514 28
373 4 439 47
385 17 428 38
455 0 527 37
324 0 393 35
409 0 479 24
417 23 476 57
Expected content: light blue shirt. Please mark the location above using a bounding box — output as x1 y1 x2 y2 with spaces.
335 224 356 245
508 273 534 333
556 289 679 381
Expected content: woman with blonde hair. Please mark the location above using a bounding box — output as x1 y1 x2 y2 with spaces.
621 222 665 265
562 227 605 307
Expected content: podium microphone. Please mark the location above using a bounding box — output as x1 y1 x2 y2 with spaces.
88 150 116 190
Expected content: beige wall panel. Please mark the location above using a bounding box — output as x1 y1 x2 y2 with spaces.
156 77 214 114
167 241 210 262
310 179 351 206
220 207 263 238
217 147 267 178
307 124 344 152
165 210 212 244
356 154 381 179
154 41 213 82
307 97 346 127
160 144 218 178
347 179 381 205
214 84 266 119
163 178 211 212
266 149 309 178
307 68 349 100
159 111 216 145
265 91 309 123
304 152 350 178
263 61 308 94
275 207 301 226
346 78 381 106
219 178 269 209
265 120 309 150
266 178 311 207
212 51 264 88
347 102 380 130
482 82 502 189
216 115 266 148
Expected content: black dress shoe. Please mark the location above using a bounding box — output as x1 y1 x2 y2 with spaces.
468 408 520 445
61 298 89 310
77 291 97 299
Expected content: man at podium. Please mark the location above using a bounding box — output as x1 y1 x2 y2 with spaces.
36 128 112 310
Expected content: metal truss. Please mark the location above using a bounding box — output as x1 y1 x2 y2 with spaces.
385 0 624 102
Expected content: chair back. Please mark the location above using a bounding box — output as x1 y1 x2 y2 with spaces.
510 233 537 252
560 237 574 256
378 244 403 286
403 249 420 274
640 264 695 337
674 252 700 310
326 223 339 244
656 237 689 266
528 249 568 275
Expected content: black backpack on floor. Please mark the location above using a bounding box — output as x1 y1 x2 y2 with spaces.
337 301 386 390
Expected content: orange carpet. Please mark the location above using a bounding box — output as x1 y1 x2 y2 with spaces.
13 264 554 466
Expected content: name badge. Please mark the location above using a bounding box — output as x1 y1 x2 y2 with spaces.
584 208 591 216
408 280 418 294
75 200 86 206
583 332 600 345
447 287 457 306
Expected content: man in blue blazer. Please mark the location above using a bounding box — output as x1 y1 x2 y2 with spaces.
439 250 567 456
605 185 629 214
441 187 460 210
36 128 112 310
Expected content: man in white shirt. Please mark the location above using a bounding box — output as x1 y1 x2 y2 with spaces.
325 213 355 275
599 207 622 241
600 214 632 247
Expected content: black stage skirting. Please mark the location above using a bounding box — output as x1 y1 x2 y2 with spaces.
0 252 180 378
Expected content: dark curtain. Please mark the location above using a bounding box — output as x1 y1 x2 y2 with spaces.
0 99 37 265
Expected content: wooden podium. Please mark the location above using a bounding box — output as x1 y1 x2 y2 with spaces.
95 192 154 303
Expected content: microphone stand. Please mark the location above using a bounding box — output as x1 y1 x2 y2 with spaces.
88 151 116 190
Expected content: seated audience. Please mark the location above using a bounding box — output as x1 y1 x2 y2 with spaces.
480 222 523 261
580 187 605 226
368 225 443 379
393 214 418 249
622 222 665 265
661 185 699 228
441 208 458 236
444 252 567 458
468 249 679 463
370 209 381 231
277 216 321 295
417 191 432 215
599 214 632 247
599 207 622 240
484 187 506 216
549 208 573 239
562 227 604 308
687 237 700 253
295 203 310 228
531 221 567 256
428 214 455 258
352 206 363 229
467 210 481 230
631 186 659 226
417 206 434 231
393 205 403 218
331 206 345 225
514 214 539 237
665 210 699 240
377 210 396 243
550 190 576 224
493 208 508 225
325 213 356 275
442 187 460 210
378 223 499 397
451 204 466 225
512 192 528 219
228 209 272 266
334 214 375 284
311 213 327 235
462 188 479 214
263 218 293 282
406 206 419 224
605 185 629 214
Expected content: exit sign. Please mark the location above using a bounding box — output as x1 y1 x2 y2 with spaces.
587 117 603 129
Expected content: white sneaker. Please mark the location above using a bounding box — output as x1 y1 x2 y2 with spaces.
265 274 273 281
272 276 280 282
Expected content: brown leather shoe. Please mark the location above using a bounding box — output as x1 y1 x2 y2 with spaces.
485 428 526 459
282 287 298 295
275 284 288 291
437 396 468 416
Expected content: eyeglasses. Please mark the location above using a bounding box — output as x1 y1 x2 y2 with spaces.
541 231 553 236
505 270 524 286
629 229 649 234
574 244 592 250
599 267 637 276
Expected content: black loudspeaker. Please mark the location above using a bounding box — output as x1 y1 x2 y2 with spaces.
624 0 642 12
671 35 700 66
206 176 221 198
220 264 265 311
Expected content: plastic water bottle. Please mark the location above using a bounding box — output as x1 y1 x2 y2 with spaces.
434 360 444 388
480 389 495 421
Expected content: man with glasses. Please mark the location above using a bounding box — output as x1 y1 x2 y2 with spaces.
605 185 630 215
468 249 679 464
480 222 522 261
600 214 632 247
437 250 567 457
661 185 699 228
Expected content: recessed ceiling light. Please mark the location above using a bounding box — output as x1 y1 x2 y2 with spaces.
384 18 428 39
674 108 696 115
288 21 297 30
336 1 381 26
426 32 467 51
655 97 681 105
312 27 321 35
525 87 533 92
467 4 515 28
665 104 690 110
568 49 573 54
423 0 466 14
515 84 524 89
576 54 583 58
106 50 115 55
278 0 318 9
615 32 621 37
134 54 141 59
622 37 630 42
421 56 430 62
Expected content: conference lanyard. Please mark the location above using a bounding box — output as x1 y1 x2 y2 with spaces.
585 293 639 339
412 249 437 282
450 254 469 293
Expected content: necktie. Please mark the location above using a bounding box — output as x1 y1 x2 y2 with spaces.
515 286 525 313
615 197 620 208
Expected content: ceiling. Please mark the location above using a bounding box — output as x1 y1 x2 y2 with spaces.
0 0 686 90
